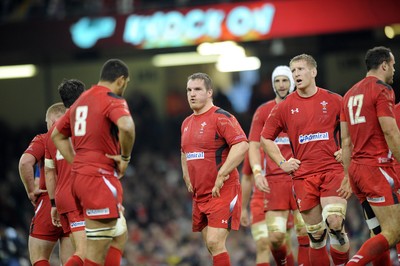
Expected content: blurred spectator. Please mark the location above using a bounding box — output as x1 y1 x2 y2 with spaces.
127 90 162 153
164 89 191 153
0 225 29 266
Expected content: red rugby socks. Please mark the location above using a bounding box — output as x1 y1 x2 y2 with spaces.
213 252 231 266
297 235 310 266
105 246 123 266
33 260 50 266
65 255 84 266
347 234 389 265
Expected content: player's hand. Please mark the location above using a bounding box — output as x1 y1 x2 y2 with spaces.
51 207 61 227
254 173 270 193
106 154 130 179
337 174 352 200
28 189 47 207
334 149 342 164
212 174 229 198
240 209 250 227
280 158 300 174
184 178 194 193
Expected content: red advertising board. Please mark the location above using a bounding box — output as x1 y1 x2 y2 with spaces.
0 0 399 54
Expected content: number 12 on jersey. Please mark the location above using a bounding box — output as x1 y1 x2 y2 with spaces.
347 94 366 125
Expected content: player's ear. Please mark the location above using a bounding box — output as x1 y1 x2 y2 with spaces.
311 68 317 78
381 61 388 71
116 75 125 87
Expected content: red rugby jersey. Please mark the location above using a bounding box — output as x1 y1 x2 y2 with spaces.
181 106 247 202
24 133 47 190
56 85 132 176
249 99 292 181
262 88 343 179
45 122 75 214
341 76 395 166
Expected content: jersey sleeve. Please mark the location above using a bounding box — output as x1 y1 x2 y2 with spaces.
340 102 348 123
248 105 267 142
107 96 132 124
216 113 247 147
261 103 284 141
180 117 189 152
395 104 400 127
24 134 46 162
44 128 56 168
376 87 395 118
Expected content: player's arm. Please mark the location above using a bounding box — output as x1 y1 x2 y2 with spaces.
116 115 135 177
261 136 299 174
117 115 135 159
44 160 57 205
212 140 249 197
105 115 135 178
180 151 193 193
52 128 75 163
248 107 267 190
248 140 262 180
19 153 40 205
249 141 270 192
379 116 400 162
44 161 61 227
338 121 352 199
240 171 253 227
248 141 262 169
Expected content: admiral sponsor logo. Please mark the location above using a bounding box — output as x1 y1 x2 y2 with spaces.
274 136 290 145
378 157 392 164
367 196 385 203
298 132 329 144
98 168 113 175
186 152 205 160
70 221 85 228
86 208 110 216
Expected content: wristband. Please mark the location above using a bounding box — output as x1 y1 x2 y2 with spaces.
50 199 56 207
279 159 287 167
251 164 262 176
121 155 131 162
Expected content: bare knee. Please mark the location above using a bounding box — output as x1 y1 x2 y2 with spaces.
294 211 308 237
269 232 286 249
255 237 270 253
71 230 87 258
306 221 327 249
111 231 128 251
206 236 225 255
326 214 344 231
326 214 349 249
28 237 55 264
266 215 287 249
